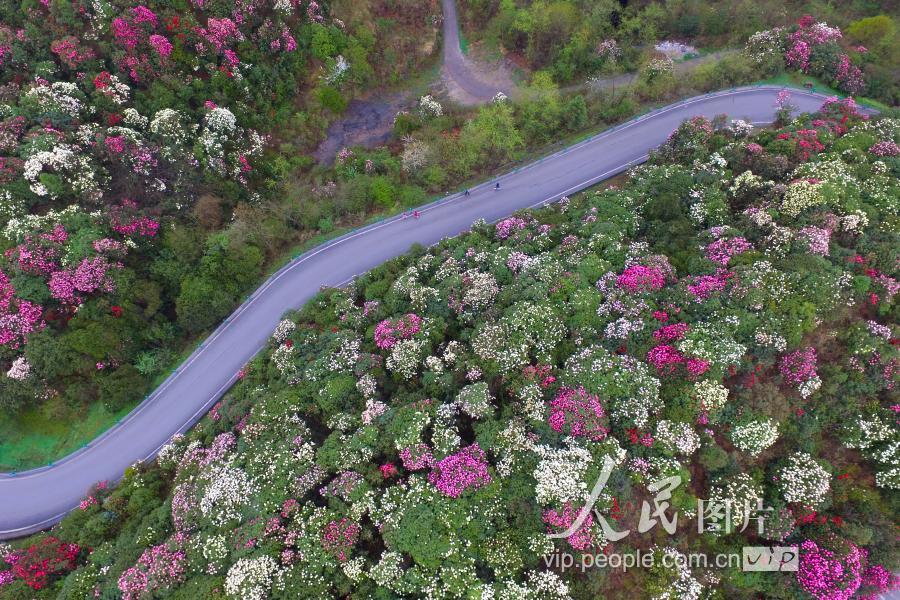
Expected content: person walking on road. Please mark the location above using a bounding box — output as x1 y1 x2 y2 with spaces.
464 189 470 196
413 210 420 219
495 182 500 191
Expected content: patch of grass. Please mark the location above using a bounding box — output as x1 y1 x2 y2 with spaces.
0 402 130 472
458 30 469 56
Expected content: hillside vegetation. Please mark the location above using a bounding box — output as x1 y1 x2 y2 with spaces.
1 97 897 599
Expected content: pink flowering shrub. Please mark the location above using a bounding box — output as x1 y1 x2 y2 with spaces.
495 217 527 240
374 313 422 349
786 16 842 73
705 237 752 266
118 533 187 600
653 323 689 342
399 443 434 470
834 53 865 94
647 344 685 376
797 539 863 600
543 502 595 550
798 226 831 256
4 225 66 274
616 265 665 293
780 347 818 385
646 344 709 378
764 16 869 94
428 444 492 498
49 257 119 304
869 141 900 157
860 564 900 598
111 200 160 237
745 142 764 154
148 34 172 58
0 271 45 349
321 518 360 562
785 40 812 71
686 358 710 377
112 17 142 50
686 270 733 301
50 37 94 68
548 386 609 441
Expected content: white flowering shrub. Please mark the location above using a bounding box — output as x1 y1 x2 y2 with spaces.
199 462 257 525
692 379 728 418
418 94 443 118
457 382 494 419
533 444 592 505
707 473 764 531
777 452 830 508
655 420 700 456
225 555 280 600
731 418 779 455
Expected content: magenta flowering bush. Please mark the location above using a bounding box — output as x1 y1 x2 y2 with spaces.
652 322 689 342
543 502 596 551
780 346 822 399
374 313 422 349
0 271 44 349
547 386 609 441
704 236 752 265
647 344 685 375
797 539 864 600
0 211 153 348
616 264 666 293
495 216 528 240
780 346 819 385
746 15 869 94
685 269 733 301
428 444 493 498
869 140 900 157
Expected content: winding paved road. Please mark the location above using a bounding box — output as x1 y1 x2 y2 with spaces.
0 87 857 539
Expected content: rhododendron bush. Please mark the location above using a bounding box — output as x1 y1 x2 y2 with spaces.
745 15 870 95
6 102 896 599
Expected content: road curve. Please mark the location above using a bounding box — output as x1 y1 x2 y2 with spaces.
0 87 859 539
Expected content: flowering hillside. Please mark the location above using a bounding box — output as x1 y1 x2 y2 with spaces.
0 0 440 458
1 96 896 598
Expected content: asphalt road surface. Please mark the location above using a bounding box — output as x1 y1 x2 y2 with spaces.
0 87 854 539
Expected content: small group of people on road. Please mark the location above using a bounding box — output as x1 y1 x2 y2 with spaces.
405 181 500 221
462 181 500 196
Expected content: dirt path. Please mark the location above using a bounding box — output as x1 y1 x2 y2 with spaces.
313 5 735 163
313 0 516 162
437 0 515 105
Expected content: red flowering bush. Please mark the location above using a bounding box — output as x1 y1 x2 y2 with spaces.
5 536 80 590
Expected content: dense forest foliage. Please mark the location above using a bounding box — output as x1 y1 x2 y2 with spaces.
459 0 899 103
1 97 897 599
